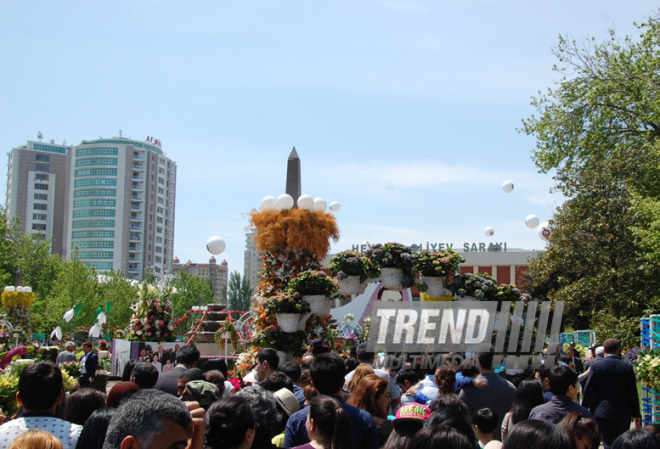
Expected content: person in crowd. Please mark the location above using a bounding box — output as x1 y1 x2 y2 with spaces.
261 372 294 393
205 396 257 449
271 388 301 447
0 362 82 449
151 353 162 372
284 352 380 449
455 365 486 394
459 351 516 441
56 342 77 364
346 358 360 375
501 420 571 449
130 362 159 389
204 370 227 398
428 393 470 418
501 378 545 438
154 345 200 395
405 367 459 405
382 403 430 449
74 408 115 449
473 408 499 448
181 380 221 410
611 429 660 449
408 425 474 449
534 369 553 402
529 365 593 423
397 369 435 406
279 362 305 407
101 389 205 449
120 360 137 382
63 388 106 426
566 347 584 375
106 382 141 408
176 368 206 397
7 429 63 449
301 355 314 370
425 403 477 445
347 374 393 446
557 412 601 449
344 343 401 409
292 395 354 449
235 386 283 449
161 358 174 373
583 338 641 449
204 358 234 397
255 348 280 383
346 365 375 393
585 346 605 371
645 425 660 438
79 341 98 388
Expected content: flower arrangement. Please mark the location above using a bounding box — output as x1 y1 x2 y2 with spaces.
259 247 321 297
1 288 35 346
636 352 660 390
447 273 498 301
495 284 522 302
414 250 465 277
126 283 177 342
1 290 35 308
327 251 379 283
215 317 241 351
357 317 371 342
251 330 308 357
420 292 455 302
263 293 311 315
366 243 416 288
61 361 81 378
287 270 338 297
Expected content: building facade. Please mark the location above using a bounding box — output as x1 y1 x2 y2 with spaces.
172 257 229 302
243 231 262 290
5 140 71 255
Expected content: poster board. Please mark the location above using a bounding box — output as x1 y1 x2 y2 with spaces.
111 340 183 377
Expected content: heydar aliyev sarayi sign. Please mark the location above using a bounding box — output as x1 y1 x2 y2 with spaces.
351 242 509 253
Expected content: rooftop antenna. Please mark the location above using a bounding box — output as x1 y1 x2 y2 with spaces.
37 131 43 142
119 129 123 138
63 139 67 145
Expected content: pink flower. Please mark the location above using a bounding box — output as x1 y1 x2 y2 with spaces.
147 332 152 337
158 308 163 313
154 301 160 307
146 324 151 329
158 320 164 326
148 309 152 313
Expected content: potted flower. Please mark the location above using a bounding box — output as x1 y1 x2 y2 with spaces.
366 243 416 290
328 251 380 295
414 250 465 296
447 272 498 301
265 293 311 332
287 271 338 316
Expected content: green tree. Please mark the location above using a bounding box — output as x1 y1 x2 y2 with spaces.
227 271 253 311
170 271 214 320
97 270 138 337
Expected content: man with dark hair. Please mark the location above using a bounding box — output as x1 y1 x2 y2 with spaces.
154 345 201 396
79 340 98 388
0 362 82 449
261 371 294 393
279 361 305 406
535 368 553 402
102 389 205 449
583 338 641 449
344 342 401 409
459 350 515 441
566 347 584 374
529 365 593 423
255 348 279 382
176 368 206 397
284 352 380 449
131 362 159 389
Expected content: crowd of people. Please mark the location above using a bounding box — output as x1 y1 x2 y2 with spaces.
0 337 656 449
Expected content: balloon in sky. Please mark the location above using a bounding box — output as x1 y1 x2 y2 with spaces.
313 198 327 212
260 196 277 211
206 236 226 255
502 181 514 193
276 194 294 210
525 215 540 229
297 194 314 210
329 201 341 212
485 227 495 237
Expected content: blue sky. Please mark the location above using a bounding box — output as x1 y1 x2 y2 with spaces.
1 1 657 275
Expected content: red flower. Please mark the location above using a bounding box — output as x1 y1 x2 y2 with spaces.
147 332 152 336
158 309 163 313
135 326 141 330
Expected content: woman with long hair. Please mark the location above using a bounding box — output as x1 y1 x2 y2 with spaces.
346 365 375 392
206 396 257 449
347 374 392 446
502 420 571 449
435 368 457 395
75 408 115 449
501 378 545 438
292 396 354 449
557 412 601 449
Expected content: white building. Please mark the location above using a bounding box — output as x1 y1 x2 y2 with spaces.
243 231 262 289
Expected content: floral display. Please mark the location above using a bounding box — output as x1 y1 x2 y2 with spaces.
263 293 311 315
420 292 455 302
447 272 499 301
1 290 35 346
287 270 338 296
414 249 465 277
258 246 321 297
328 251 379 283
215 317 241 352
495 284 523 302
126 283 177 342
60 361 81 379
636 352 660 390
366 243 416 288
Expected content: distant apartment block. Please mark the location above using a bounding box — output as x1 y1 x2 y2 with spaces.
172 256 229 302
243 231 262 290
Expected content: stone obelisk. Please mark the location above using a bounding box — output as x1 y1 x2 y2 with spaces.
286 147 301 208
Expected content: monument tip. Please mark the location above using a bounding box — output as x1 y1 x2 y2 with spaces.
288 147 299 160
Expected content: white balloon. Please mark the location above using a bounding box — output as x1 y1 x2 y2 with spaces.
329 201 340 212
23 286 32 293
313 198 327 212
260 196 277 211
276 194 294 210
502 181 514 193
525 215 540 229
5 286 15 292
485 227 495 237
539 221 551 241
16 287 24 293
206 236 226 255
63 308 75 322
297 194 314 210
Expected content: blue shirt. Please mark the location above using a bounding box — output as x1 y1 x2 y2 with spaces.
283 395 380 449
293 385 306 408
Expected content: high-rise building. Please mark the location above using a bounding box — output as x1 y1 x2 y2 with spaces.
243 231 262 289
5 140 71 255
172 256 229 302
61 137 176 278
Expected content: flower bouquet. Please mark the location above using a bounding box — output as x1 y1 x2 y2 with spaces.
636 352 660 391
265 293 311 332
126 283 177 342
328 251 379 295
366 243 416 290
447 273 498 301
287 271 337 316
414 250 465 296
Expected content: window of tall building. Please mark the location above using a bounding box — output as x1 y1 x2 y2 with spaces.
149 214 153 222
34 183 48 191
156 246 162 253
157 197 163 204
33 213 47 220
157 207 163 214
148 244 152 251
157 217 163 224
35 173 49 181
159 168 165 174
155 256 162 263
35 154 50 161
148 224 152 230
157 227 163 233
34 193 48 200
156 236 163 243
158 177 165 185
158 187 164 194
35 163 49 172
32 223 46 231
33 204 47 210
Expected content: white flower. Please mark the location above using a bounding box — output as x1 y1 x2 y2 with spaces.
171 287 178 294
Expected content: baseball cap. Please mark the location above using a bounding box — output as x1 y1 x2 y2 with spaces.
393 403 431 423
181 380 221 409
273 388 300 417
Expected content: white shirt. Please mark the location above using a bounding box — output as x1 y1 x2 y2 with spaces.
0 416 83 449
223 380 234 398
